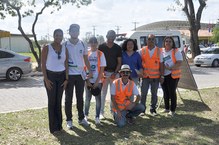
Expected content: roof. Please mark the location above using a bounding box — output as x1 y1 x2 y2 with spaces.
136 20 215 31
0 30 10 38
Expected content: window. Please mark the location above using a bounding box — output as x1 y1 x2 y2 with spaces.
0 51 15 59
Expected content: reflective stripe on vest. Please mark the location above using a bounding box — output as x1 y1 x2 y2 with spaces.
113 79 134 111
141 46 160 78
171 48 181 79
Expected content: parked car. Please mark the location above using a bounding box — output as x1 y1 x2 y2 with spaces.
0 48 32 81
187 44 206 54
194 47 219 67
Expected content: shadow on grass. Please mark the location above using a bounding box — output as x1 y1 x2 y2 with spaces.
178 98 211 112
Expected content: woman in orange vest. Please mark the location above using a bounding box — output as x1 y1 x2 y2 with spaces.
111 64 145 127
161 36 183 117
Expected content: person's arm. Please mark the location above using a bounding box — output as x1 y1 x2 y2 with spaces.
61 48 69 89
41 45 53 90
93 66 104 88
83 55 93 78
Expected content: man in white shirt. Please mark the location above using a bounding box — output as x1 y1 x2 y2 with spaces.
64 24 92 129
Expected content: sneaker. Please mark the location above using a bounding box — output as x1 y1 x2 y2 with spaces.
150 109 158 116
160 109 169 113
99 113 105 120
85 115 88 121
127 117 135 125
139 112 146 116
66 121 73 129
95 117 101 125
167 111 175 117
79 118 90 126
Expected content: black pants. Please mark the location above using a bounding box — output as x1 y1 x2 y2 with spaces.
65 75 85 121
161 74 179 112
45 70 65 133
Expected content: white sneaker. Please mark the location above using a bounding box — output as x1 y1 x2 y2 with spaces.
66 121 73 129
79 118 90 126
161 109 169 113
99 113 105 120
95 117 101 125
167 111 175 117
85 115 88 121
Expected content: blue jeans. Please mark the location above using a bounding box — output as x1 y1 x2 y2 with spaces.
84 83 102 118
113 103 145 127
140 78 159 112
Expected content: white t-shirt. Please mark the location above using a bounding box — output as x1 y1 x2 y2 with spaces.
65 40 88 75
46 44 66 72
139 46 163 62
162 49 183 76
87 49 106 83
110 79 139 96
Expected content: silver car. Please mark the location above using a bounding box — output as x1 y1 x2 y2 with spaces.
0 48 32 81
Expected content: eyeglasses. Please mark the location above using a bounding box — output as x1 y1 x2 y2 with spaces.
121 71 131 75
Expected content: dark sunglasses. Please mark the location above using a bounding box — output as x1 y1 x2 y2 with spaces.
56 51 61 59
121 71 131 75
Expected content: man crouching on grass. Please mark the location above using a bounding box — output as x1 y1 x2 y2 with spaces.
111 64 145 127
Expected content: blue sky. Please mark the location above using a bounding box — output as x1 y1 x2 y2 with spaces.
0 0 218 40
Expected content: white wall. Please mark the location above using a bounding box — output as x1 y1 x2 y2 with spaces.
0 36 31 52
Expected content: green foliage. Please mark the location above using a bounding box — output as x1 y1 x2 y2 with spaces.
211 26 219 43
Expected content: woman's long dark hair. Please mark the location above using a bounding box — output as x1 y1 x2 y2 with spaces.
162 36 177 49
122 38 138 52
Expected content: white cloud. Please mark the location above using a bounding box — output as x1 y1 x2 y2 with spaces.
0 0 218 40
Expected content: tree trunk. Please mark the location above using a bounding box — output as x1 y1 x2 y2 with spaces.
190 28 201 58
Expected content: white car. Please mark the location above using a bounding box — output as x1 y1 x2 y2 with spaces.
0 48 32 81
194 47 219 67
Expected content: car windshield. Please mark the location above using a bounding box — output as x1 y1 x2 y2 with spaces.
203 48 219 54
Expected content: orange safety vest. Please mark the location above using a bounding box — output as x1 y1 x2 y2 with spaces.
141 46 161 78
171 48 181 79
112 78 134 112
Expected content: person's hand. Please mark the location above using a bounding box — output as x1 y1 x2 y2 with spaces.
110 73 117 79
165 64 172 70
86 80 93 87
93 82 99 89
44 78 53 90
87 72 93 79
61 80 68 90
160 77 164 84
126 102 136 110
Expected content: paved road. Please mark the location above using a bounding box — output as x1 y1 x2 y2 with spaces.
0 65 219 113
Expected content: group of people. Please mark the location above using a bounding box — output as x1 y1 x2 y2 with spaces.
41 23 183 133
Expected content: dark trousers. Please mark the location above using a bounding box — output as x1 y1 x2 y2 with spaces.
65 75 85 121
45 70 65 133
161 74 179 112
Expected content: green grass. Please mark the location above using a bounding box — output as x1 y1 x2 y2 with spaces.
0 88 219 145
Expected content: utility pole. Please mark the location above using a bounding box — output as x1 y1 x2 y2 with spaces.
132 21 139 31
115 26 121 34
92 25 96 36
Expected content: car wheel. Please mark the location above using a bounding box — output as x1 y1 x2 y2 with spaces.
212 59 219 67
195 64 201 67
6 67 22 81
